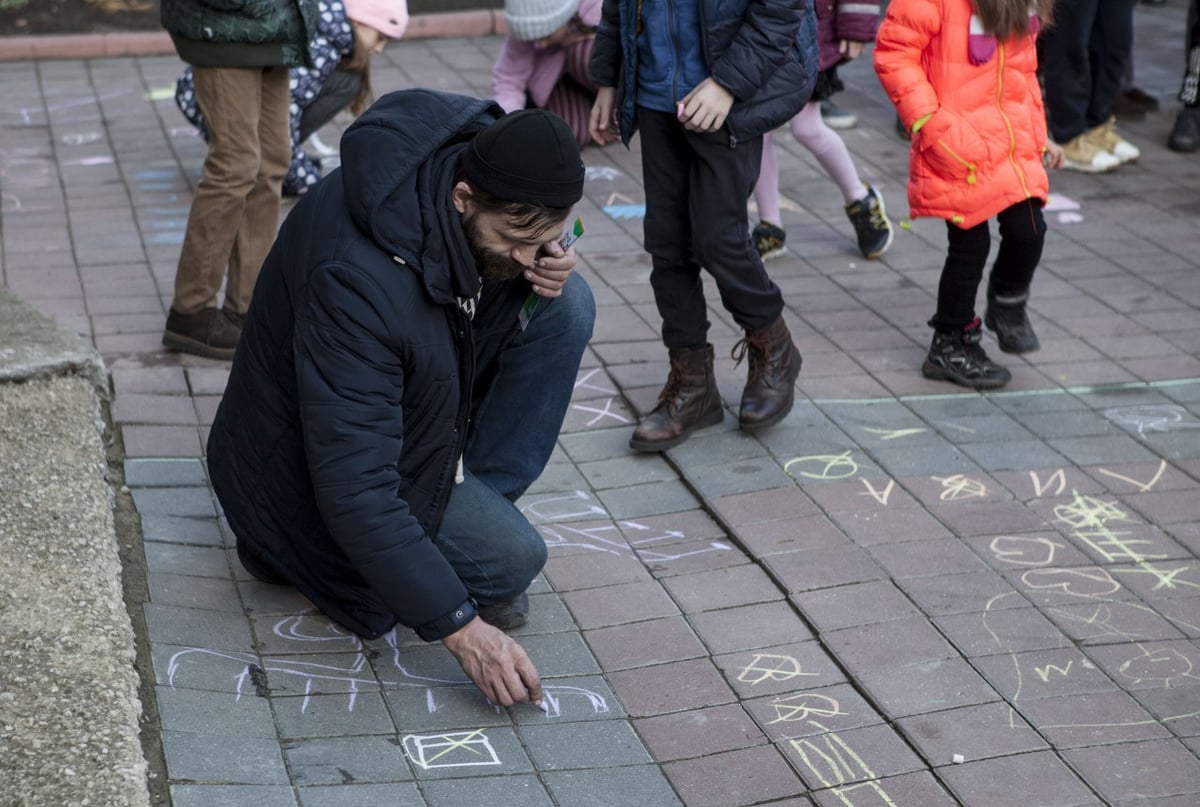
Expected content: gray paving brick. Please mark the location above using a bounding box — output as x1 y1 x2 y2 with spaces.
282 735 413 785
595 478 700 519
145 602 255 652
782 723 927 792
510 675 625 724
855 659 999 719
934 607 1071 658
147 571 242 612
683 455 799 498
937 749 1098 806
124 457 209 487
897 570 1025 616
171 785 298 807
384 683 513 734
808 770 957 807
745 683 885 741
141 514 225 546
143 542 231 578
714 641 846 699
1020 689 1173 748
272 691 397 739
868 442 982 477
156 684 275 737
544 764 683 807
421 775 554 807
161 730 289 785
296 783 422 806
897 702 1048 766
400 726 532 779
519 719 650 770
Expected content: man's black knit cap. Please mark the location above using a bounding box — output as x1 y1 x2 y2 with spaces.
462 109 585 207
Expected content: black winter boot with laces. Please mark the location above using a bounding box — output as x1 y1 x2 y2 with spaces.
922 318 1011 390
630 345 723 452
984 285 1040 354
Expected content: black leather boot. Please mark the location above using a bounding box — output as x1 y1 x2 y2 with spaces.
734 316 802 432
923 318 1012 389
984 285 1040 354
629 345 723 452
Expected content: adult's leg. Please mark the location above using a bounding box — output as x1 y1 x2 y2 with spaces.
434 470 547 608
464 272 595 501
684 126 784 333
1183 0 1200 107
226 66 290 316
1085 0 1137 128
1039 0 1101 142
638 107 709 349
171 67 265 314
788 101 864 203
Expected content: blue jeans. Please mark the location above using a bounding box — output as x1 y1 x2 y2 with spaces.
433 272 595 606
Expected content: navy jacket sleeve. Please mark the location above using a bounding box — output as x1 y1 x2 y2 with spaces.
295 261 473 640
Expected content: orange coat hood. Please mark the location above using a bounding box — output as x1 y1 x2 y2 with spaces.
874 0 1049 229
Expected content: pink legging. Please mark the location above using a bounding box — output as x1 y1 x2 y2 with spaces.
754 100 865 227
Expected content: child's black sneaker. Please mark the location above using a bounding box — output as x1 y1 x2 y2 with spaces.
984 287 1040 354
752 221 787 260
844 186 894 259
922 318 1012 389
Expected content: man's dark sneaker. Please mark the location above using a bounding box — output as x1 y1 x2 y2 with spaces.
845 186 894 259
752 221 787 261
477 592 529 632
1168 108 1200 154
630 344 723 452
236 540 289 585
1112 86 1159 119
163 306 241 360
820 99 858 129
984 286 1040 354
922 318 1012 390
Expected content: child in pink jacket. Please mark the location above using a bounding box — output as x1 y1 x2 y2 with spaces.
491 0 603 148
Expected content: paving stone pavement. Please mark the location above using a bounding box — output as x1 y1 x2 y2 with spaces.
2 4 1199 805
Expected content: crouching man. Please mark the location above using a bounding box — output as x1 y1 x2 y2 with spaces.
206 90 594 707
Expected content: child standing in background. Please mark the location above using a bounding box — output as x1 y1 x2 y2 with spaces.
751 0 893 262
177 0 409 197
590 0 818 451
875 0 1062 390
492 0 603 149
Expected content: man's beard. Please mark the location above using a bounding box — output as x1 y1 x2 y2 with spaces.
463 211 528 282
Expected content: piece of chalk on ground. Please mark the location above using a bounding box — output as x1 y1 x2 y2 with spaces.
951 753 965 764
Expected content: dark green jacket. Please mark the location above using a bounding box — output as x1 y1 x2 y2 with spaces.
162 0 317 68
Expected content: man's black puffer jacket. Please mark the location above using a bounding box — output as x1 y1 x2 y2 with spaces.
207 90 522 641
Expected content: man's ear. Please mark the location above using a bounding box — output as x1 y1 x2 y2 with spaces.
451 181 473 215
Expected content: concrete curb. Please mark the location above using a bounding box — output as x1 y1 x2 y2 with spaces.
0 292 148 806
0 9 506 62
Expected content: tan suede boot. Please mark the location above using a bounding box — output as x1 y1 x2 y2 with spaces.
629 345 723 452
734 316 802 432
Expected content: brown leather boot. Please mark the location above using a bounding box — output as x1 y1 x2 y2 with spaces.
734 316 802 432
629 345 723 452
163 307 241 360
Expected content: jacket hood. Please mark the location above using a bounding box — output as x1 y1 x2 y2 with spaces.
339 89 505 300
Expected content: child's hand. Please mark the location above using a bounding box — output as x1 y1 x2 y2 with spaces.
838 40 866 60
1043 141 1064 169
589 87 621 146
678 78 734 133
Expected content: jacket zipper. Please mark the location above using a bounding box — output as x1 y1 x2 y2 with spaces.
996 42 1033 201
431 304 474 537
936 139 977 185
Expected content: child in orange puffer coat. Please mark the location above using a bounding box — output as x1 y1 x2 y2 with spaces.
875 0 1062 390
